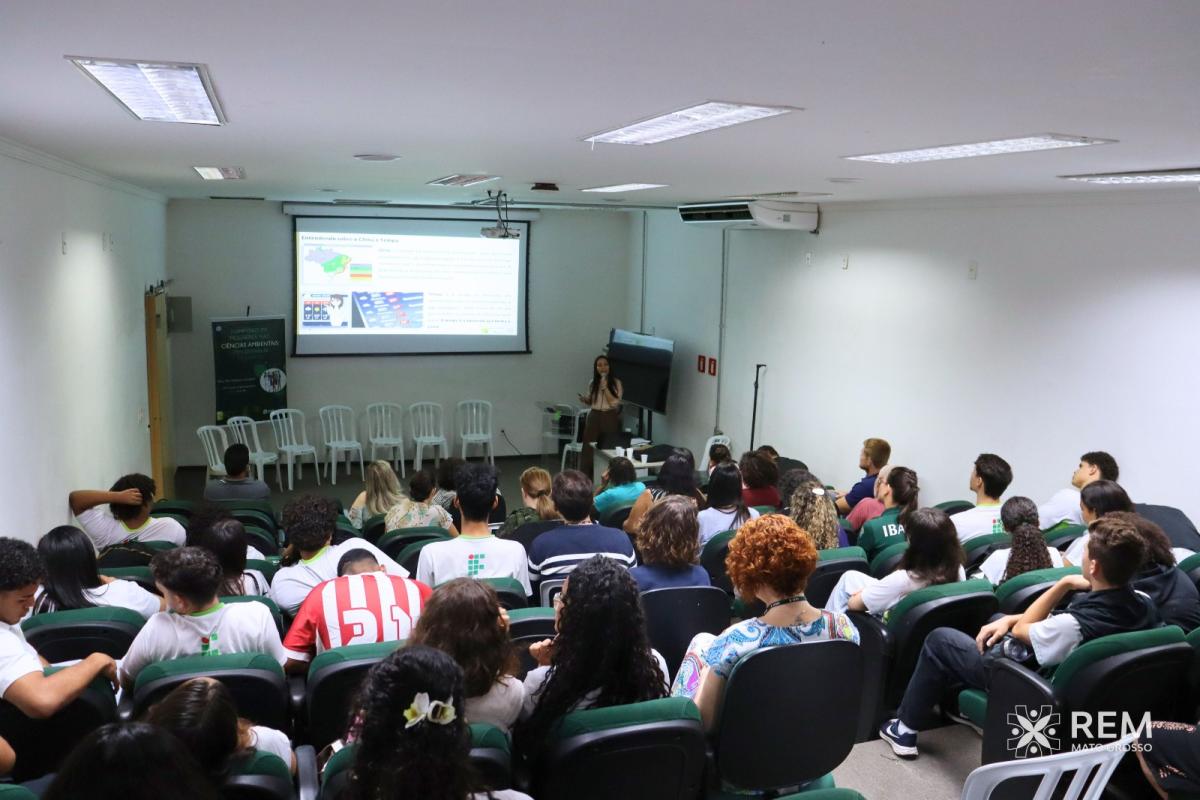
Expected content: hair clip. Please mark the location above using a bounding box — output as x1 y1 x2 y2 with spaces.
403 692 457 728
811 487 826 496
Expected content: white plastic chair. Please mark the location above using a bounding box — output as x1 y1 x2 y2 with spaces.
366 402 406 476
318 405 365 486
226 416 281 489
701 434 732 464
457 400 494 464
561 408 589 472
409 402 448 471
960 732 1135 800
269 408 321 491
196 425 229 481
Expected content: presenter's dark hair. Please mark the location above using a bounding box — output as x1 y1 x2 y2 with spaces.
222 443 251 477
35 526 103 613
455 463 499 522
586 355 619 405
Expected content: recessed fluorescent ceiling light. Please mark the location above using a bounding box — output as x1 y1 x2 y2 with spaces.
844 134 1115 164
66 56 224 124
1060 168 1200 184
581 183 668 193
353 153 400 162
193 166 244 180
584 101 795 145
427 174 500 187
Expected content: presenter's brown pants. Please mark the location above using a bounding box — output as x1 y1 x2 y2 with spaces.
580 408 621 480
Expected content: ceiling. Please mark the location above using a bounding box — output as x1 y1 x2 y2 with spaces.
2 0 1198 207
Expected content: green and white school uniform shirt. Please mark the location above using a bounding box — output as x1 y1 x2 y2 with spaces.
415 535 532 595
77 507 186 548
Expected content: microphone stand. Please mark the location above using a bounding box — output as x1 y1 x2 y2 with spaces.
750 364 766 449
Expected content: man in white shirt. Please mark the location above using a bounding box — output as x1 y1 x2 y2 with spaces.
879 517 1156 759
69 474 185 549
417 464 532 595
0 538 118 719
1037 451 1119 530
949 453 1012 544
120 547 286 690
270 494 408 614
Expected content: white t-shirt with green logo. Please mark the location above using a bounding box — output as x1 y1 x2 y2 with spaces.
416 535 531 595
950 504 1005 544
77 507 186 549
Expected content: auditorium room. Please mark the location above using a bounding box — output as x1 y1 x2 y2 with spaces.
2 1 1199 798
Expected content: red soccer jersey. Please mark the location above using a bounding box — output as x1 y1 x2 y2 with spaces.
282 572 431 662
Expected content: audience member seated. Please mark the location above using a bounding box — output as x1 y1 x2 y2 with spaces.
671 515 859 730
409 578 524 733
0 538 118 718
497 467 559 539
518 556 669 756
43 721 218 800
777 467 823 516
1063 479 1135 565
346 460 404 529
145 676 296 774
1133 501 1200 554
120 547 286 689
32 525 164 618
739 450 781 508
826 508 966 616
189 517 269 596
706 442 732 475
186 504 267 561
835 437 891 514
1135 717 1200 799
271 494 409 615
1110 511 1200 632
69 473 185 549
530 471 636 583
416 464 531 595
630 496 711 592
344 645 532 800
592 456 646 520
856 466 921 554
844 464 891 535
1038 450 1119 529
880 516 1156 759
432 457 465 512
977 497 1064 585
696 463 760 547
385 469 457 534
756 444 780 463
202 443 270 502
624 449 707 534
949 453 1013 544
283 549 430 673
787 480 845 549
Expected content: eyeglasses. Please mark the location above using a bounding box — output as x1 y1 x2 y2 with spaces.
552 593 565 610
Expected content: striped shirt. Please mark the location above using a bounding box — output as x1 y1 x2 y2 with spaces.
527 523 636 581
282 572 431 663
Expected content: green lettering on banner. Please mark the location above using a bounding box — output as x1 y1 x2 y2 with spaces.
211 316 288 422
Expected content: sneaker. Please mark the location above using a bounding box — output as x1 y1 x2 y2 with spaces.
879 719 919 759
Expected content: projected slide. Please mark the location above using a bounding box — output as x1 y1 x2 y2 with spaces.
293 216 529 356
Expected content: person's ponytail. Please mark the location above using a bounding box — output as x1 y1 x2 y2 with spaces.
888 467 920 527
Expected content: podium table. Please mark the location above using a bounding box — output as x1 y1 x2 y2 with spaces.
593 447 664 482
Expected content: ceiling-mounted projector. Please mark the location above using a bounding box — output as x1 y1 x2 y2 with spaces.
481 226 520 239
678 200 819 231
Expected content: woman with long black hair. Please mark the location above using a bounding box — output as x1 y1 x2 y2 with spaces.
33 526 163 618
577 355 623 480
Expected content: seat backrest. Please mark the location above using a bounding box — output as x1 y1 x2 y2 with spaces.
1178 552 1200 592
152 498 196 517
243 524 279 556
700 530 737 594
539 578 567 608
457 400 493 437
934 500 975 516
307 640 402 749
246 558 280 583
221 594 285 635
479 576 529 609
1044 523 1087 549
0 671 116 781
96 540 172 568
377 527 450 559
963 533 1012 571
408 402 444 438
961 733 1135 800
994 566 1082 613
227 416 269 454
97 564 159 594
868 540 908 579
640 586 731 676
319 404 357 444
197 425 229 471
510 519 562 552
713 640 863 792
598 504 635 530
508 607 557 678
537 697 706 800
269 408 308 448
396 535 452 574
132 653 289 729
808 547 870 608
365 402 403 441
223 749 293 800
884 579 998 706
361 514 388 543
22 606 146 662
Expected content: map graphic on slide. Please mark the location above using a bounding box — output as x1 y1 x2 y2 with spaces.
305 247 352 275
354 291 424 329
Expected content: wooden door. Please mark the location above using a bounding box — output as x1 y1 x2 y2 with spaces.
144 291 174 497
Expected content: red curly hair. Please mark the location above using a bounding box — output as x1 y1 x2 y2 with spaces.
725 514 819 598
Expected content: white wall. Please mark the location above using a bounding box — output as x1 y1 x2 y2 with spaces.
638 193 1200 522
0 139 166 542
166 201 634 466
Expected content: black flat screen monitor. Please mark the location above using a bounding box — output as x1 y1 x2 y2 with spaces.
606 329 673 414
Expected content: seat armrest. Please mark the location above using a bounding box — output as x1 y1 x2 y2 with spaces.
981 659 1057 765
296 745 319 800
